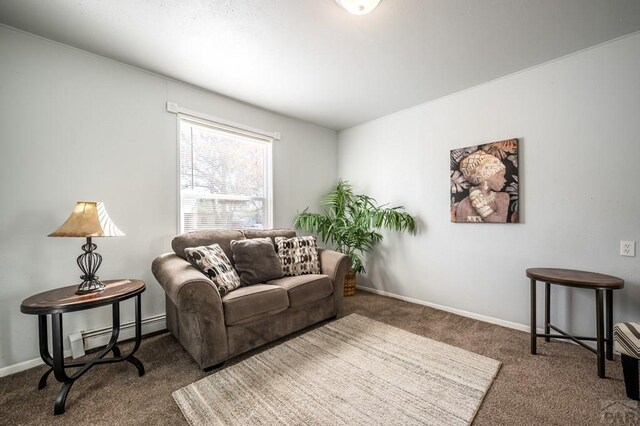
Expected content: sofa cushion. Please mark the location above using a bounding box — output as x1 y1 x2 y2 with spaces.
275 236 321 276
230 238 284 286
242 228 296 246
172 230 244 263
267 274 332 307
184 244 241 296
222 284 289 325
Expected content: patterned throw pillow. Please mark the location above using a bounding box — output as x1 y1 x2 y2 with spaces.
274 236 321 277
184 244 241 296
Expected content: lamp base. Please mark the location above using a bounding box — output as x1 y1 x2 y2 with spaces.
75 237 105 295
75 279 105 295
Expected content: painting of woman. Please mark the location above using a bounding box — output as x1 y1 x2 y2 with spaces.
450 139 518 223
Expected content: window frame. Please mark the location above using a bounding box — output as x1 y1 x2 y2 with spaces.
175 113 274 233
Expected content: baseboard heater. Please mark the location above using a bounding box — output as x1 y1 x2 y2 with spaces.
73 314 167 358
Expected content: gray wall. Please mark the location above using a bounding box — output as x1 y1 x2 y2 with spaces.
0 26 338 370
338 33 640 335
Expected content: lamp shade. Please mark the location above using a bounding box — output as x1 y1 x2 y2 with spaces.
335 0 381 15
48 201 125 238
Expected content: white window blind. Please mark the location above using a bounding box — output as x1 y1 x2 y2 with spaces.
179 116 273 233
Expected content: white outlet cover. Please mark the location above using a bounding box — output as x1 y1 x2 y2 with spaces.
620 240 636 257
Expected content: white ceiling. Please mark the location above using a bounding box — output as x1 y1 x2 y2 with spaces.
1 0 639 130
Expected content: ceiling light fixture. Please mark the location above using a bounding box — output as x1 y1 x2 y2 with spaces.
335 0 381 15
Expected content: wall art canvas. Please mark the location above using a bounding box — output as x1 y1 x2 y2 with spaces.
450 138 519 223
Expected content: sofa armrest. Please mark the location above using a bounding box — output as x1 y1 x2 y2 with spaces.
318 249 352 316
151 253 229 367
152 253 221 309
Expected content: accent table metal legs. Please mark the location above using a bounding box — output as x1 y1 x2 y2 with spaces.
51 313 67 414
37 315 53 390
530 278 613 379
530 278 536 355
125 294 145 376
596 289 605 378
544 282 550 342
36 294 145 415
606 289 613 361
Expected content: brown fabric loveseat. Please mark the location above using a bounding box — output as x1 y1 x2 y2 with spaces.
151 228 351 370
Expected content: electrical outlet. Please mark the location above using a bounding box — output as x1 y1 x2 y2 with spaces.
620 241 636 257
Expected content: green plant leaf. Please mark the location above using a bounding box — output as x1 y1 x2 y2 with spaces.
292 180 416 275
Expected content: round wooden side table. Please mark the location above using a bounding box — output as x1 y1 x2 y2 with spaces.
21 279 146 415
527 268 624 378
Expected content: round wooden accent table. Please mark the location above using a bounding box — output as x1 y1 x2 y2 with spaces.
526 268 624 379
21 279 146 415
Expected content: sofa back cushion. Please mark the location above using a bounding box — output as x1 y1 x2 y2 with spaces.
242 228 296 245
172 230 245 263
230 237 284 286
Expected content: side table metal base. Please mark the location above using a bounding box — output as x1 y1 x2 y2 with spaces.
37 294 145 415
527 268 623 380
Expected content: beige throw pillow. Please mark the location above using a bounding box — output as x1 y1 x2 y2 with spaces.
184 243 241 296
275 236 321 277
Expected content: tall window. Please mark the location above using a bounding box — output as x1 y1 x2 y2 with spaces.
179 116 273 232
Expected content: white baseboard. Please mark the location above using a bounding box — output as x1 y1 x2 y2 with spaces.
0 314 166 378
357 286 544 334
358 286 604 350
0 357 52 378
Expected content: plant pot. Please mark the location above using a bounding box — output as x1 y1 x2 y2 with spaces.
343 270 356 297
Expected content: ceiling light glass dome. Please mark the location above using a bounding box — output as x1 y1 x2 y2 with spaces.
335 0 381 15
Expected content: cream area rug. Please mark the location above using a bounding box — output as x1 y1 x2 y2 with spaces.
173 314 501 426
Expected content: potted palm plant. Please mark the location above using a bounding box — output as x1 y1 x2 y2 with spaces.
294 180 416 296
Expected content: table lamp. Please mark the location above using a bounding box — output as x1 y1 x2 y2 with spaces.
48 201 125 294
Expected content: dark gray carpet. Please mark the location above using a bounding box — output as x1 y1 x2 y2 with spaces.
0 291 629 425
